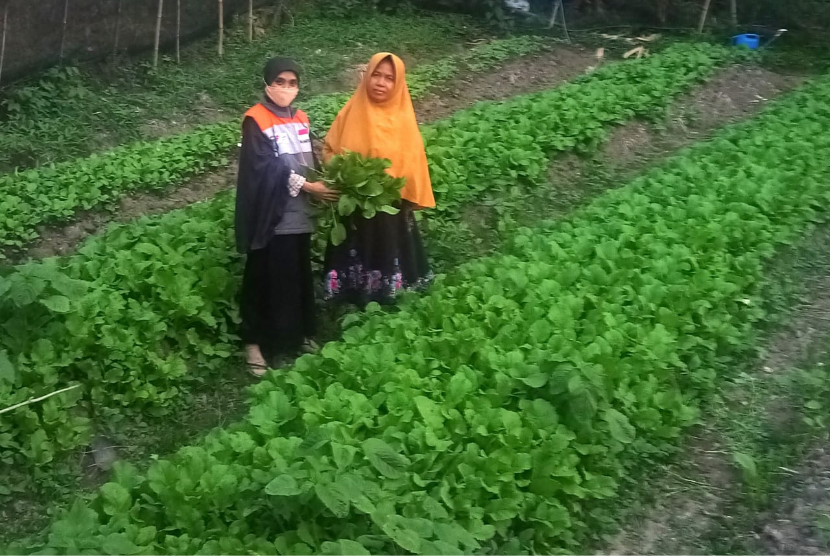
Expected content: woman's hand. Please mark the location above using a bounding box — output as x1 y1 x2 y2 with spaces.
303 181 340 202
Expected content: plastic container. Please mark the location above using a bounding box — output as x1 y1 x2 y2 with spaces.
733 33 761 50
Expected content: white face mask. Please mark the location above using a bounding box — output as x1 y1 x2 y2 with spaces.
265 84 299 107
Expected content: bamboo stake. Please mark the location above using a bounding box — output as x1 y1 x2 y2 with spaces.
547 0 559 30
176 0 181 64
113 0 122 57
0 1 8 88
153 0 163 68
218 0 224 58
730 0 737 27
0 384 82 416
248 0 253 42
59 0 69 64
697 0 712 34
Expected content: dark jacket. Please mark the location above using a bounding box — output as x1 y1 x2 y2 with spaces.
234 101 317 253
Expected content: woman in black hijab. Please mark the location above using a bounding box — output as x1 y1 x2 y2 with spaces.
235 57 338 377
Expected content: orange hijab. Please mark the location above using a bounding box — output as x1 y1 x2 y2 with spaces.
323 53 435 209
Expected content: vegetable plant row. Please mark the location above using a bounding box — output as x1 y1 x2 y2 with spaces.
0 37 544 257
421 43 731 222
17 67 830 556
0 44 729 492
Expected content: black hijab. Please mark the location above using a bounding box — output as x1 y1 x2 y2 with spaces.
234 57 304 254
263 57 301 85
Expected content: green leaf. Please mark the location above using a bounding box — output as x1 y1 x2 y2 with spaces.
604 408 635 444
434 522 481 550
415 395 445 428
102 533 140 555
520 373 549 388
422 495 449 520
0 276 10 299
362 204 377 219
265 474 301 496
378 516 424 554
338 196 358 216
331 223 347 246
315 481 350 518
0 350 16 387
360 179 385 197
134 526 157 546
816 513 830 532
446 372 474 404
332 442 358 470
378 205 400 215
321 540 371 556
362 438 410 479
41 295 71 313
135 243 162 257
528 319 553 343
732 452 758 480
101 482 132 516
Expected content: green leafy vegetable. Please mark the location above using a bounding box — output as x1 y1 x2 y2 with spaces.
0 44 734 539
16 46 829 556
313 151 405 247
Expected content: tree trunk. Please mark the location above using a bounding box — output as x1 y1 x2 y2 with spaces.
0 1 8 88
176 0 181 64
730 0 737 27
248 0 253 42
153 0 163 68
113 0 122 56
59 0 69 64
697 0 712 34
218 0 224 58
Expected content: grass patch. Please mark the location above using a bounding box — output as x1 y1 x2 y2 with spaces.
0 9 479 173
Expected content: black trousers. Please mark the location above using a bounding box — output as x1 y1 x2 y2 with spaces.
239 233 316 356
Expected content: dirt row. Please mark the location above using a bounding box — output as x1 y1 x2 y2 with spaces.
585 67 830 555
750 442 830 554
602 223 830 555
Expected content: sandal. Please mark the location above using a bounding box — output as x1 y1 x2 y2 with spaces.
247 362 269 378
300 339 320 354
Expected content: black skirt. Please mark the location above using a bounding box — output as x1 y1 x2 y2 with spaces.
323 202 433 305
239 233 316 357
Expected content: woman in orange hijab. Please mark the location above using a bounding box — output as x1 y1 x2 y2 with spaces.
322 53 435 304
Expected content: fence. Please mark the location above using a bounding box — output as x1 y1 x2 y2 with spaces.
0 0 278 86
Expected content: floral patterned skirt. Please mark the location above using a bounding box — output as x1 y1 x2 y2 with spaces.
323 202 433 305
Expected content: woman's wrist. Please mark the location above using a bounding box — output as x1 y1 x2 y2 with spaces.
288 171 306 197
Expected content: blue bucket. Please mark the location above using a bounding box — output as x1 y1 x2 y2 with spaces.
733 33 760 50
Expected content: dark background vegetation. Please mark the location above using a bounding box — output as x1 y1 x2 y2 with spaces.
2 0 828 84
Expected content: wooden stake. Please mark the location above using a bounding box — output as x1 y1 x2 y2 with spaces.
153 0 163 68
697 0 713 34
248 0 253 42
113 0 122 57
547 0 559 30
730 0 738 27
60 0 70 64
0 1 8 88
0 384 82 416
218 0 224 58
176 0 181 64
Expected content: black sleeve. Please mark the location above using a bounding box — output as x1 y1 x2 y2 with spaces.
234 117 293 253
